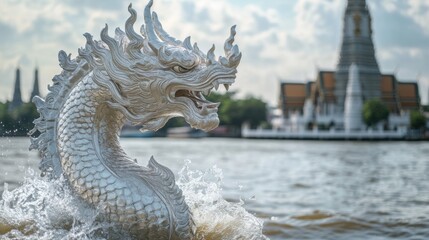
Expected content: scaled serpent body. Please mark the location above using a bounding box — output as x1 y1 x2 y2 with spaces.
30 1 241 239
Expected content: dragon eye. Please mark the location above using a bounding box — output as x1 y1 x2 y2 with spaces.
172 65 191 73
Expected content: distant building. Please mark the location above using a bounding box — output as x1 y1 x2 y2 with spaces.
8 67 23 111
8 67 41 111
30 67 40 100
279 0 420 132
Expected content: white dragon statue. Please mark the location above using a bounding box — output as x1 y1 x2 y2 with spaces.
28 1 241 239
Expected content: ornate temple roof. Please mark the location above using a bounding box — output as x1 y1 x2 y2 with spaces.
316 71 336 103
279 82 307 117
380 75 400 113
397 82 420 110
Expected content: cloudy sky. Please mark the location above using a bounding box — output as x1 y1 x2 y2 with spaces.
0 0 428 105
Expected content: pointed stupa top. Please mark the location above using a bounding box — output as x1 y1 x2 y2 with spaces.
346 0 367 11
9 67 23 111
31 67 40 100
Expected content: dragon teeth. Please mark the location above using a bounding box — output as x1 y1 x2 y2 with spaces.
214 82 219 91
224 84 229 91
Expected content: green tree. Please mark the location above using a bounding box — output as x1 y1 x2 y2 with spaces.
206 91 237 126
410 110 426 130
0 102 14 135
239 96 267 129
0 102 39 136
207 92 267 129
362 99 389 127
160 92 268 132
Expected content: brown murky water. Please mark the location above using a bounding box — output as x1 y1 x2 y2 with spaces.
1 137 429 239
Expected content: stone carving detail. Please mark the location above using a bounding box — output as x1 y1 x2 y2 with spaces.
29 1 241 239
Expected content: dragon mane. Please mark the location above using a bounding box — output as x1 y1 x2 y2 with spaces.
30 0 241 178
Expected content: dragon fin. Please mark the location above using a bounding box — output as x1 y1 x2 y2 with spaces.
29 50 91 178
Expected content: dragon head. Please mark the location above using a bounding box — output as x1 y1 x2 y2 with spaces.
78 0 241 132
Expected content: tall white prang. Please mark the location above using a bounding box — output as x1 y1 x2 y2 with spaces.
344 63 363 131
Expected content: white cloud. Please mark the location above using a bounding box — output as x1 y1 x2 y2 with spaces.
379 47 423 62
0 1 76 33
380 0 429 36
404 2 429 36
0 0 344 104
381 0 399 13
0 0 427 105
292 0 342 43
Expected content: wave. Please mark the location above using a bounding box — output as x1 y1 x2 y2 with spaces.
0 163 267 240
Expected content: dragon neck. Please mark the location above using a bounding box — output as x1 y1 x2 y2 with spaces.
57 72 128 178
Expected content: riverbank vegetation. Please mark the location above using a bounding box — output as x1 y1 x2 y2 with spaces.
0 102 39 136
0 92 269 137
362 99 389 128
162 92 268 136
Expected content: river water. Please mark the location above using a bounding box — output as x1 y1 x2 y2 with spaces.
1 137 429 239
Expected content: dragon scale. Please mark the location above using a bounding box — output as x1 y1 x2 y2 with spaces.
29 1 241 239
58 75 189 239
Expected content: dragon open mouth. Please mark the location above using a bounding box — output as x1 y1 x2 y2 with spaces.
175 90 220 111
174 79 234 114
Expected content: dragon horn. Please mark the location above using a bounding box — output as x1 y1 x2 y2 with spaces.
144 0 163 54
207 44 216 65
126 4 144 51
223 25 241 67
224 25 236 57
152 12 181 46
183 36 193 51
193 42 206 61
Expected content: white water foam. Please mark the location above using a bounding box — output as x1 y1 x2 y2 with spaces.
0 163 267 240
178 161 266 240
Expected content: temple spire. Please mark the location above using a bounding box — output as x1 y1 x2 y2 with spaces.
31 67 40 100
338 0 378 71
347 0 366 9
334 0 381 113
9 67 23 111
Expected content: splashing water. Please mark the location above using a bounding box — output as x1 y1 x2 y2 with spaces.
0 163 267 240
178 161 266 240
